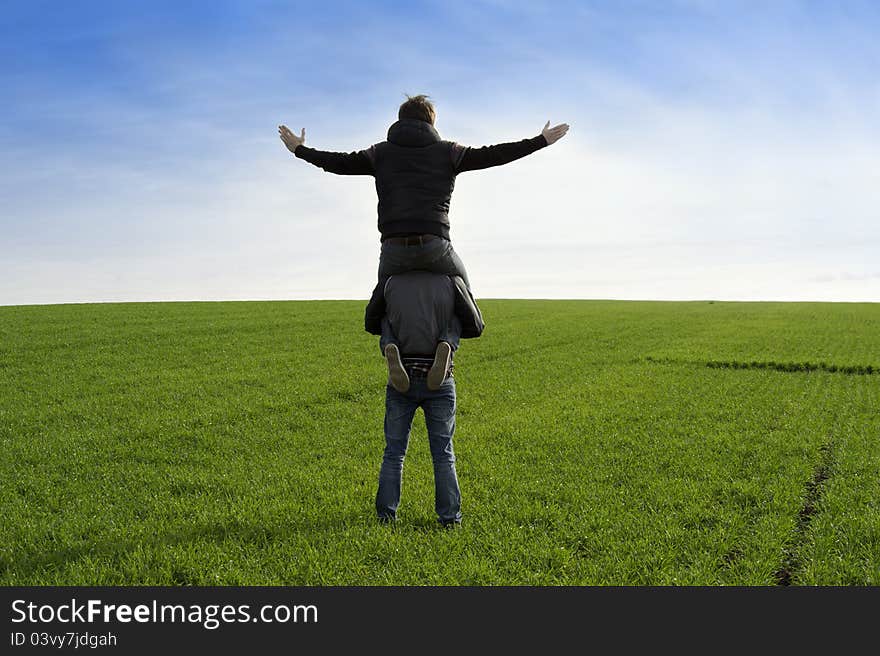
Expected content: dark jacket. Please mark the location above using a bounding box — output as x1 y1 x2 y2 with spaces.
384 272 467 356
294 119 548 241
365 272 484 337
372 119 456 239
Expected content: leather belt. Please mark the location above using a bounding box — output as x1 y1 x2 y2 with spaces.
383 234 439 246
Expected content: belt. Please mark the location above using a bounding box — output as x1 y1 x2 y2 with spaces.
382 234 440 246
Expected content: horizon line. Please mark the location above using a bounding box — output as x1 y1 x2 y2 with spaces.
2 296 878 309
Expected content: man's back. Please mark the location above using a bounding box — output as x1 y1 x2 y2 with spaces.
384 271 460 357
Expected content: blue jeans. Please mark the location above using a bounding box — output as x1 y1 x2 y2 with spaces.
376 377 462 524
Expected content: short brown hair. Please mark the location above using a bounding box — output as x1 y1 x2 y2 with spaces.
398 94 436 125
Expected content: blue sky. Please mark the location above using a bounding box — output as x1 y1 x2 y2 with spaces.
2 0 878 304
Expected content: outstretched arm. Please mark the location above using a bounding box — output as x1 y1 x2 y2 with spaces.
278 124 374 176
453 121 570 173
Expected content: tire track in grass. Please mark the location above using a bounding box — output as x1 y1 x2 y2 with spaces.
774 438 836 586
705 361 876 375
643 351 860 584
644 356 878 376
794 377 880 584
642 353 843 583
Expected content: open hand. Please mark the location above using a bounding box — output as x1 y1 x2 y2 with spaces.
279 124 305 153
541 121 569 145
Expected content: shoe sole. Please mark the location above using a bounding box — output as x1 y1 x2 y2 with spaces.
427 341 452 390
385 344 410 393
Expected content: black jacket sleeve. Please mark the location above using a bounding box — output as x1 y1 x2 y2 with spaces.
453 135 548 173
294 144 375 175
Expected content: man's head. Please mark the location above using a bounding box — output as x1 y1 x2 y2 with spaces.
398 93 436 125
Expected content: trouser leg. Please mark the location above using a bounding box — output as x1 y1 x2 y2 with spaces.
378 239 472 289
379 316 400 354
422 379 462 524
376 386 418 520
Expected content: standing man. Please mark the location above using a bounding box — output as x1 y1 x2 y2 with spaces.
375 271 471 527
278 94 569 335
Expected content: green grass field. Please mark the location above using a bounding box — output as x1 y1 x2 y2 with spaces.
1 299 878 585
